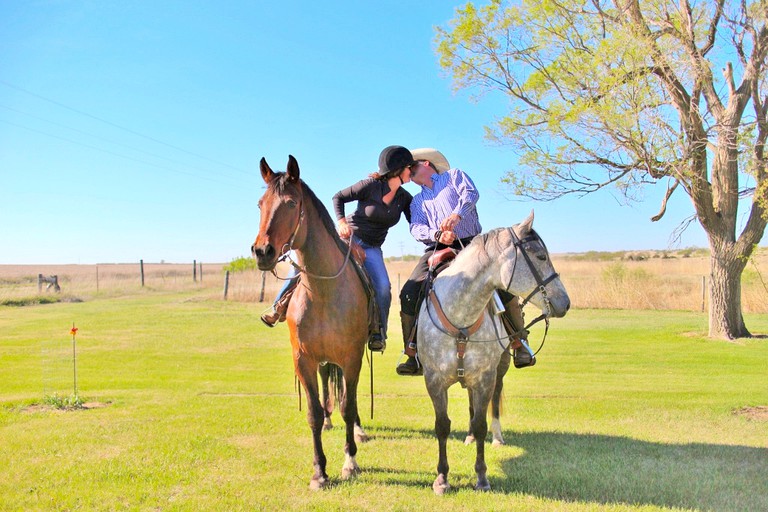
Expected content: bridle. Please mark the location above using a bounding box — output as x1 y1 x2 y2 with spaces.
426 227 560 350
506 227 560 326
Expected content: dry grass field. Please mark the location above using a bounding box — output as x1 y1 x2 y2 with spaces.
1 247 767 312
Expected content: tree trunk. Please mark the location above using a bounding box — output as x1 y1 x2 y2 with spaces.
708 246 750 339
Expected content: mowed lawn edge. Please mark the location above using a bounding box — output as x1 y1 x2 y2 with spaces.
1 293 766 511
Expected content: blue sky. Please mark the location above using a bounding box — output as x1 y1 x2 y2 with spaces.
0 1 717 264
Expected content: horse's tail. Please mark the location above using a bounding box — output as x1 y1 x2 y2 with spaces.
326 363 345 411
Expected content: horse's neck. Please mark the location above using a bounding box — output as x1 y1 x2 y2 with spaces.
432 244 500 326
295 203 349 290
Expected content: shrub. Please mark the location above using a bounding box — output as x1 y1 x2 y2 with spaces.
224 257 258 273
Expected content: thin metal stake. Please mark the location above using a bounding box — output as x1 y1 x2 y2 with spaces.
71 322 78 398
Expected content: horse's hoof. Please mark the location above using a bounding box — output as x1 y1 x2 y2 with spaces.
341 465 361 480
433 474 450 495
464 435 475 445
309 476 328 491
474 481 491 492
341 455 360 480
492 439 505 447
323 418 333 431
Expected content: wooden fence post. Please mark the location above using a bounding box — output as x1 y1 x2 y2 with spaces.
199 262 203 283
193 260 197 282
223 271 230 300
38 274 43 293
140 260 145 287
701 275 706 312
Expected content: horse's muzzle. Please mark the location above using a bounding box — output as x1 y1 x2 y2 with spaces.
251 243 277 270
550 297 570 318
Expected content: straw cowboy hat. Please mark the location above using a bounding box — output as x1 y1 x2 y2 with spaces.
410 148 451 173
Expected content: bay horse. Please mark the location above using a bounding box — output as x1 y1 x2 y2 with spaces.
418 213 570 494
251 155 370 489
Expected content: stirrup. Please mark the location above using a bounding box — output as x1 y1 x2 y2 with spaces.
513 339 536 368
260 307 281 328
368 333 386 352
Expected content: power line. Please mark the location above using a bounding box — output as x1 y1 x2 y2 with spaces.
0 103 253 183
0 119 245 187
0 79 251 176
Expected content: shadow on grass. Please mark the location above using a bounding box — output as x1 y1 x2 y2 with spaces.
494 431 767 512
361 427 767 509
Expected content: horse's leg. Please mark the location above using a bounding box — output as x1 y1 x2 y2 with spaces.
297 358 328 490
426 375 451 495
340 373 361 480
354 413 369 443
470 377 494 492
465 390 476 445
491 350 511 447
318 363 333 430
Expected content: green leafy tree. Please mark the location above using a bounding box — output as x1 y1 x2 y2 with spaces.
438 0 768 339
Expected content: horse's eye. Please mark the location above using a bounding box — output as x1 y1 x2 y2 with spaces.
286 200 297 209
536 253 547 261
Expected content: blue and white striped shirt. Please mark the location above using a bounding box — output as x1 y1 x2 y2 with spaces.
410 168 482 244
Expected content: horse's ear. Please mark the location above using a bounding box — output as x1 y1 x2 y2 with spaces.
260 158 274 184
518 210 535 235
286 155 300 183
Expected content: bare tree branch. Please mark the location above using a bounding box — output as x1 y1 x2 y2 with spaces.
651 179 680 221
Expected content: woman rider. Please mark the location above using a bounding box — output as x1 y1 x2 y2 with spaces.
332 145 414 351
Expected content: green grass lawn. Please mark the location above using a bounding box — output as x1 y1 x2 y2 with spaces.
1 292 766 511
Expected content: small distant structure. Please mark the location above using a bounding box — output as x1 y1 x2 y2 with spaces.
38 274 61 293
623 251 648 261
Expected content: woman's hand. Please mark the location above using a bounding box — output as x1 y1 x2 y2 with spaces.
337 218 352 239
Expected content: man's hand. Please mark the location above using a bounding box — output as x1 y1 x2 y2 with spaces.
438 230 456 245
440 213 461 232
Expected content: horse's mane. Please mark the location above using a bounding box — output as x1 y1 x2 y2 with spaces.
454 225 545 272
268 172 350 257
460 227 515 265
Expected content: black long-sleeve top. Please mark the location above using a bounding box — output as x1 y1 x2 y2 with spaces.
332 178 412 247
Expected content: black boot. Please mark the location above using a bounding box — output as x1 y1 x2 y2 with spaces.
499 291 536 368
513 341 536 368
396 355 422 376
396 313 422 375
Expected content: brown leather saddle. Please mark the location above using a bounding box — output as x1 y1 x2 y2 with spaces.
427 247 457 270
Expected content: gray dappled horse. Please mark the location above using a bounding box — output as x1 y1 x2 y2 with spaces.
418 213 570 494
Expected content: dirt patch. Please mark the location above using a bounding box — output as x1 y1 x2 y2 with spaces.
81 401 109 409
734 406 768 421
20 401 110 413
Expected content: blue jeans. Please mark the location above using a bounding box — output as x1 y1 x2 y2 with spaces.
355 237 391 338
274 267 299 305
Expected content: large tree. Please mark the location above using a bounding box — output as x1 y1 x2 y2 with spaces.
437 0 768 339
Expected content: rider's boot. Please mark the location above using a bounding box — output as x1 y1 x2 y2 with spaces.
500 294 536 368
396 313 422 376
261 284 296 327
368 331 386 352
